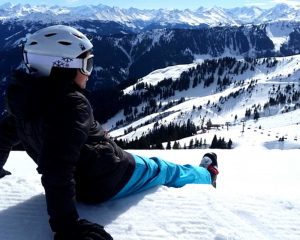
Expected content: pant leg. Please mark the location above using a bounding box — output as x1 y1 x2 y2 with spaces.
112 154 211 200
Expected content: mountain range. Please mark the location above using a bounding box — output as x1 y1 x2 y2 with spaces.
0 2 299 147
1 20 300 92
1 3 300 29
107 54 300 149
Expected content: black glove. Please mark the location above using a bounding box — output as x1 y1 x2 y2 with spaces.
0 168 11 179
54 219 113 240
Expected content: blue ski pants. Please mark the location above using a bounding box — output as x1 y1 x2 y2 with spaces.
112 154 211 200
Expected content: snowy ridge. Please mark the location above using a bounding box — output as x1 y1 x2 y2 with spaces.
123 62 200 95
226 6 264 23
2 3 300 27
0 149 299 240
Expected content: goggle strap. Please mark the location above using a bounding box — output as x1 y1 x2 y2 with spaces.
25 52 84 69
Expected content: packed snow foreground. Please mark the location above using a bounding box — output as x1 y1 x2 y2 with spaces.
0 144 299 240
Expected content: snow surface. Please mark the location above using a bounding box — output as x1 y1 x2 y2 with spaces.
266 24 292 52
0 146 300 240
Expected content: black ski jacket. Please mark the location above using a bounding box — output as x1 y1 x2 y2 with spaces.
0 71 135 232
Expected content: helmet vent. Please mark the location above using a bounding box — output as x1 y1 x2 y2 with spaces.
58 41 72 46
44 33 57 37
29 41 38 45
73 33 83 39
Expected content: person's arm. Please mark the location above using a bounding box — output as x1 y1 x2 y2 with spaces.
0 114 20 178
39 94 91 232
39 94 113 240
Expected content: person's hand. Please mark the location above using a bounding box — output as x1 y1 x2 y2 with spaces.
54 219 113 240
0 168 11 179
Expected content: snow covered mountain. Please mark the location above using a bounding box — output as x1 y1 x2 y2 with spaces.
1 20 300 121
1 3 300 146
106 54 300 149
2 21 300 89
1 3 300 28
226 6 264 24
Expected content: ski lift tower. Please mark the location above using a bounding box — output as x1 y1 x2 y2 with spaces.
225 121 230 131
241 120 245 133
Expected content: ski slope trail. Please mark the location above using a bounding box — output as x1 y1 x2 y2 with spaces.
0 149 300 240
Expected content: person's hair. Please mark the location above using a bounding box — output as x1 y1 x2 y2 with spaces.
48 50 91 82
49 67 78 83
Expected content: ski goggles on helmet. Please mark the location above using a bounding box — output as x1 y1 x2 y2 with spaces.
23 52 94 76
79 54 94 76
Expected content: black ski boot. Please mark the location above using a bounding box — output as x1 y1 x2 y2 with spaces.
200 152 219 188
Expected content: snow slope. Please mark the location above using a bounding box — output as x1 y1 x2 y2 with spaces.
109 55 300 146
123 62 200 95
266 23 294 52
0 147 299 240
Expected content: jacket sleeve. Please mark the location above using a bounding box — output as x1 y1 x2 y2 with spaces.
0 114 20 169
38 94 92 233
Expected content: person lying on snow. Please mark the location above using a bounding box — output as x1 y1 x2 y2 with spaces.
0 25 219 240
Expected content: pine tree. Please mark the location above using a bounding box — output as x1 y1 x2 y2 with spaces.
156 142 164 149
210 135 218 148
173 141 179 149
245 108 251 118
195 138 200 148
228 139 233 149
199 138 203 148
219 137 226 148
253 109 260 120
207 118 212 129
189 139 194 149
166 141 171 149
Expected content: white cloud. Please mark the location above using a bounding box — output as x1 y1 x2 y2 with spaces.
244 0 300 9
243 0 273 7
272 0 300 8
244 2 271 7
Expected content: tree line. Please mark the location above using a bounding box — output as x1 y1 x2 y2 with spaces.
115 119 197 149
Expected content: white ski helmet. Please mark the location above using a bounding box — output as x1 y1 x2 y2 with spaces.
23 25 93 77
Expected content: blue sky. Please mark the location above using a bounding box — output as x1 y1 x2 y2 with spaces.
2 0 300 9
